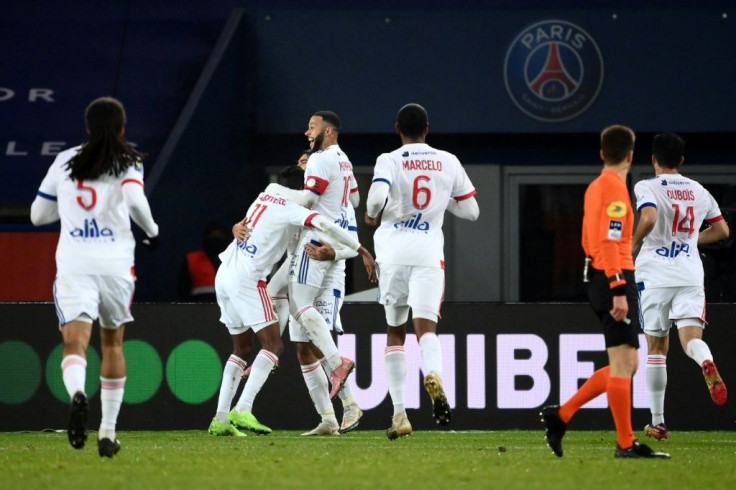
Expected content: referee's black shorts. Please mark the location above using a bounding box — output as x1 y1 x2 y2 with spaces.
586 269 640 349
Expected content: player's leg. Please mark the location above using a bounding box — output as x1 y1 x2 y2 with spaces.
640 287 672 440
385 312 412 440
230 320 282 434
296 340 339 435
674 286 726 405
290 281 353 397
96 274 135 457
407 266 450 426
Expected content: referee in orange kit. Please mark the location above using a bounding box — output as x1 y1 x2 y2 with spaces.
541 125 670 459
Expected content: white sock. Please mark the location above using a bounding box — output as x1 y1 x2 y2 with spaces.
686 338 713 367
295 307 341 369
235 350 278 413
385 346 406 416
215 354 246 422
320 357 355 405
61 354 87 399
419 332 443 377
646 355 667 426
99 377 125 441
301 360 333 416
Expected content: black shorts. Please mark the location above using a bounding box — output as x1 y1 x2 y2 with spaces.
586 269 640 349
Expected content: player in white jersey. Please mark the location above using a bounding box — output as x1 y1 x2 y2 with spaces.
30 97 159 458
268 112 360 418
632 132 729 442
364 103 479 439
209 165 363 436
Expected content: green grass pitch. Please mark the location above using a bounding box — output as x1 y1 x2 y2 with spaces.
1 430 734 489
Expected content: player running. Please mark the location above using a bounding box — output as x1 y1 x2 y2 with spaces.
632 132 729 441
364 103 479 439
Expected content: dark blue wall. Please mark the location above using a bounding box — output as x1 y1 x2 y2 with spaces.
3 1 736 300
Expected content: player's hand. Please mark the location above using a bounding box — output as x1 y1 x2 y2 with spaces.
364 212 380 227
233 219 251 243
305 241 336 261
359 246 377 284
141 235 159 251
609 295 629 323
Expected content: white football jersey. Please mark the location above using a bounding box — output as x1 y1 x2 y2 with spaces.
634 174 723 288
218 191 319 279
36 146 144 276
371 142 476 267
301 144 356 242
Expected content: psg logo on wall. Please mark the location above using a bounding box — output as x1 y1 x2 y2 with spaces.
504 20 604 122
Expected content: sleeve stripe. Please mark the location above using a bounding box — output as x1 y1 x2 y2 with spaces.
122 179 144 187
36 190 57 201
707 215 725 224
454 190 477 202
304 212 320 227
637 202 656 212
372 177 391 185
350 186 359 193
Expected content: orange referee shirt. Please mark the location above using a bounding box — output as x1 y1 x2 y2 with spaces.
581 167 634 289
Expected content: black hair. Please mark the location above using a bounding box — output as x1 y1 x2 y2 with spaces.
278 165 305 190
600 124 635 163
313 111 341 132
397 103 429 138
652 132 686 169
66 96 145 180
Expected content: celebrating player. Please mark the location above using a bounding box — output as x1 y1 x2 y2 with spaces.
364 103 479 439
632 132 729 441
208 165 364 436
30 96 159 458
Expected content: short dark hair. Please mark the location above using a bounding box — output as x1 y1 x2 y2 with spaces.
313 111 341 132
397 103 429 138
278 165 305 190
600 124 635 163
652 132 685 169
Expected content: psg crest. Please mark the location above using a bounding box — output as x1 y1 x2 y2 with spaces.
504 20 604 122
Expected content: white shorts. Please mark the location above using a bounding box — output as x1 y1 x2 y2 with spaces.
289 260 346 342
53 273 135 329
377 263 444 325
215 267 276 335
639 286 706 337
288 239 340 289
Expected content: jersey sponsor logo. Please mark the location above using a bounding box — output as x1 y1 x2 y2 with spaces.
394 212 430 232
504 20 604 122
237 240 258 256
69 218 114 240
402 159 443 171
334 212 350 229
402 151 409 157
655 241 691 258
607 219 622 240
606 201 627 218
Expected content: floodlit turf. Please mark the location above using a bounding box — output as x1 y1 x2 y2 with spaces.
0 430 735 489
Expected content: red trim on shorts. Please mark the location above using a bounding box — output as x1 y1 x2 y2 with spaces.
257 280 274 322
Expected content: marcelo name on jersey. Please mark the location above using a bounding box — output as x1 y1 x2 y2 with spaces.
394 212 430 232
70 218 114 241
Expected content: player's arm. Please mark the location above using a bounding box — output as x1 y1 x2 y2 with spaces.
306 214 360 251
122 181 159 239
349 185 360 208
698 217 729 245
447 194 479 221
30 192 59 225
264 183 318 209
365 180 389 226
632 205 657 252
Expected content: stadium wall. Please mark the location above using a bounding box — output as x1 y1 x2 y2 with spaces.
1 302 734 432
